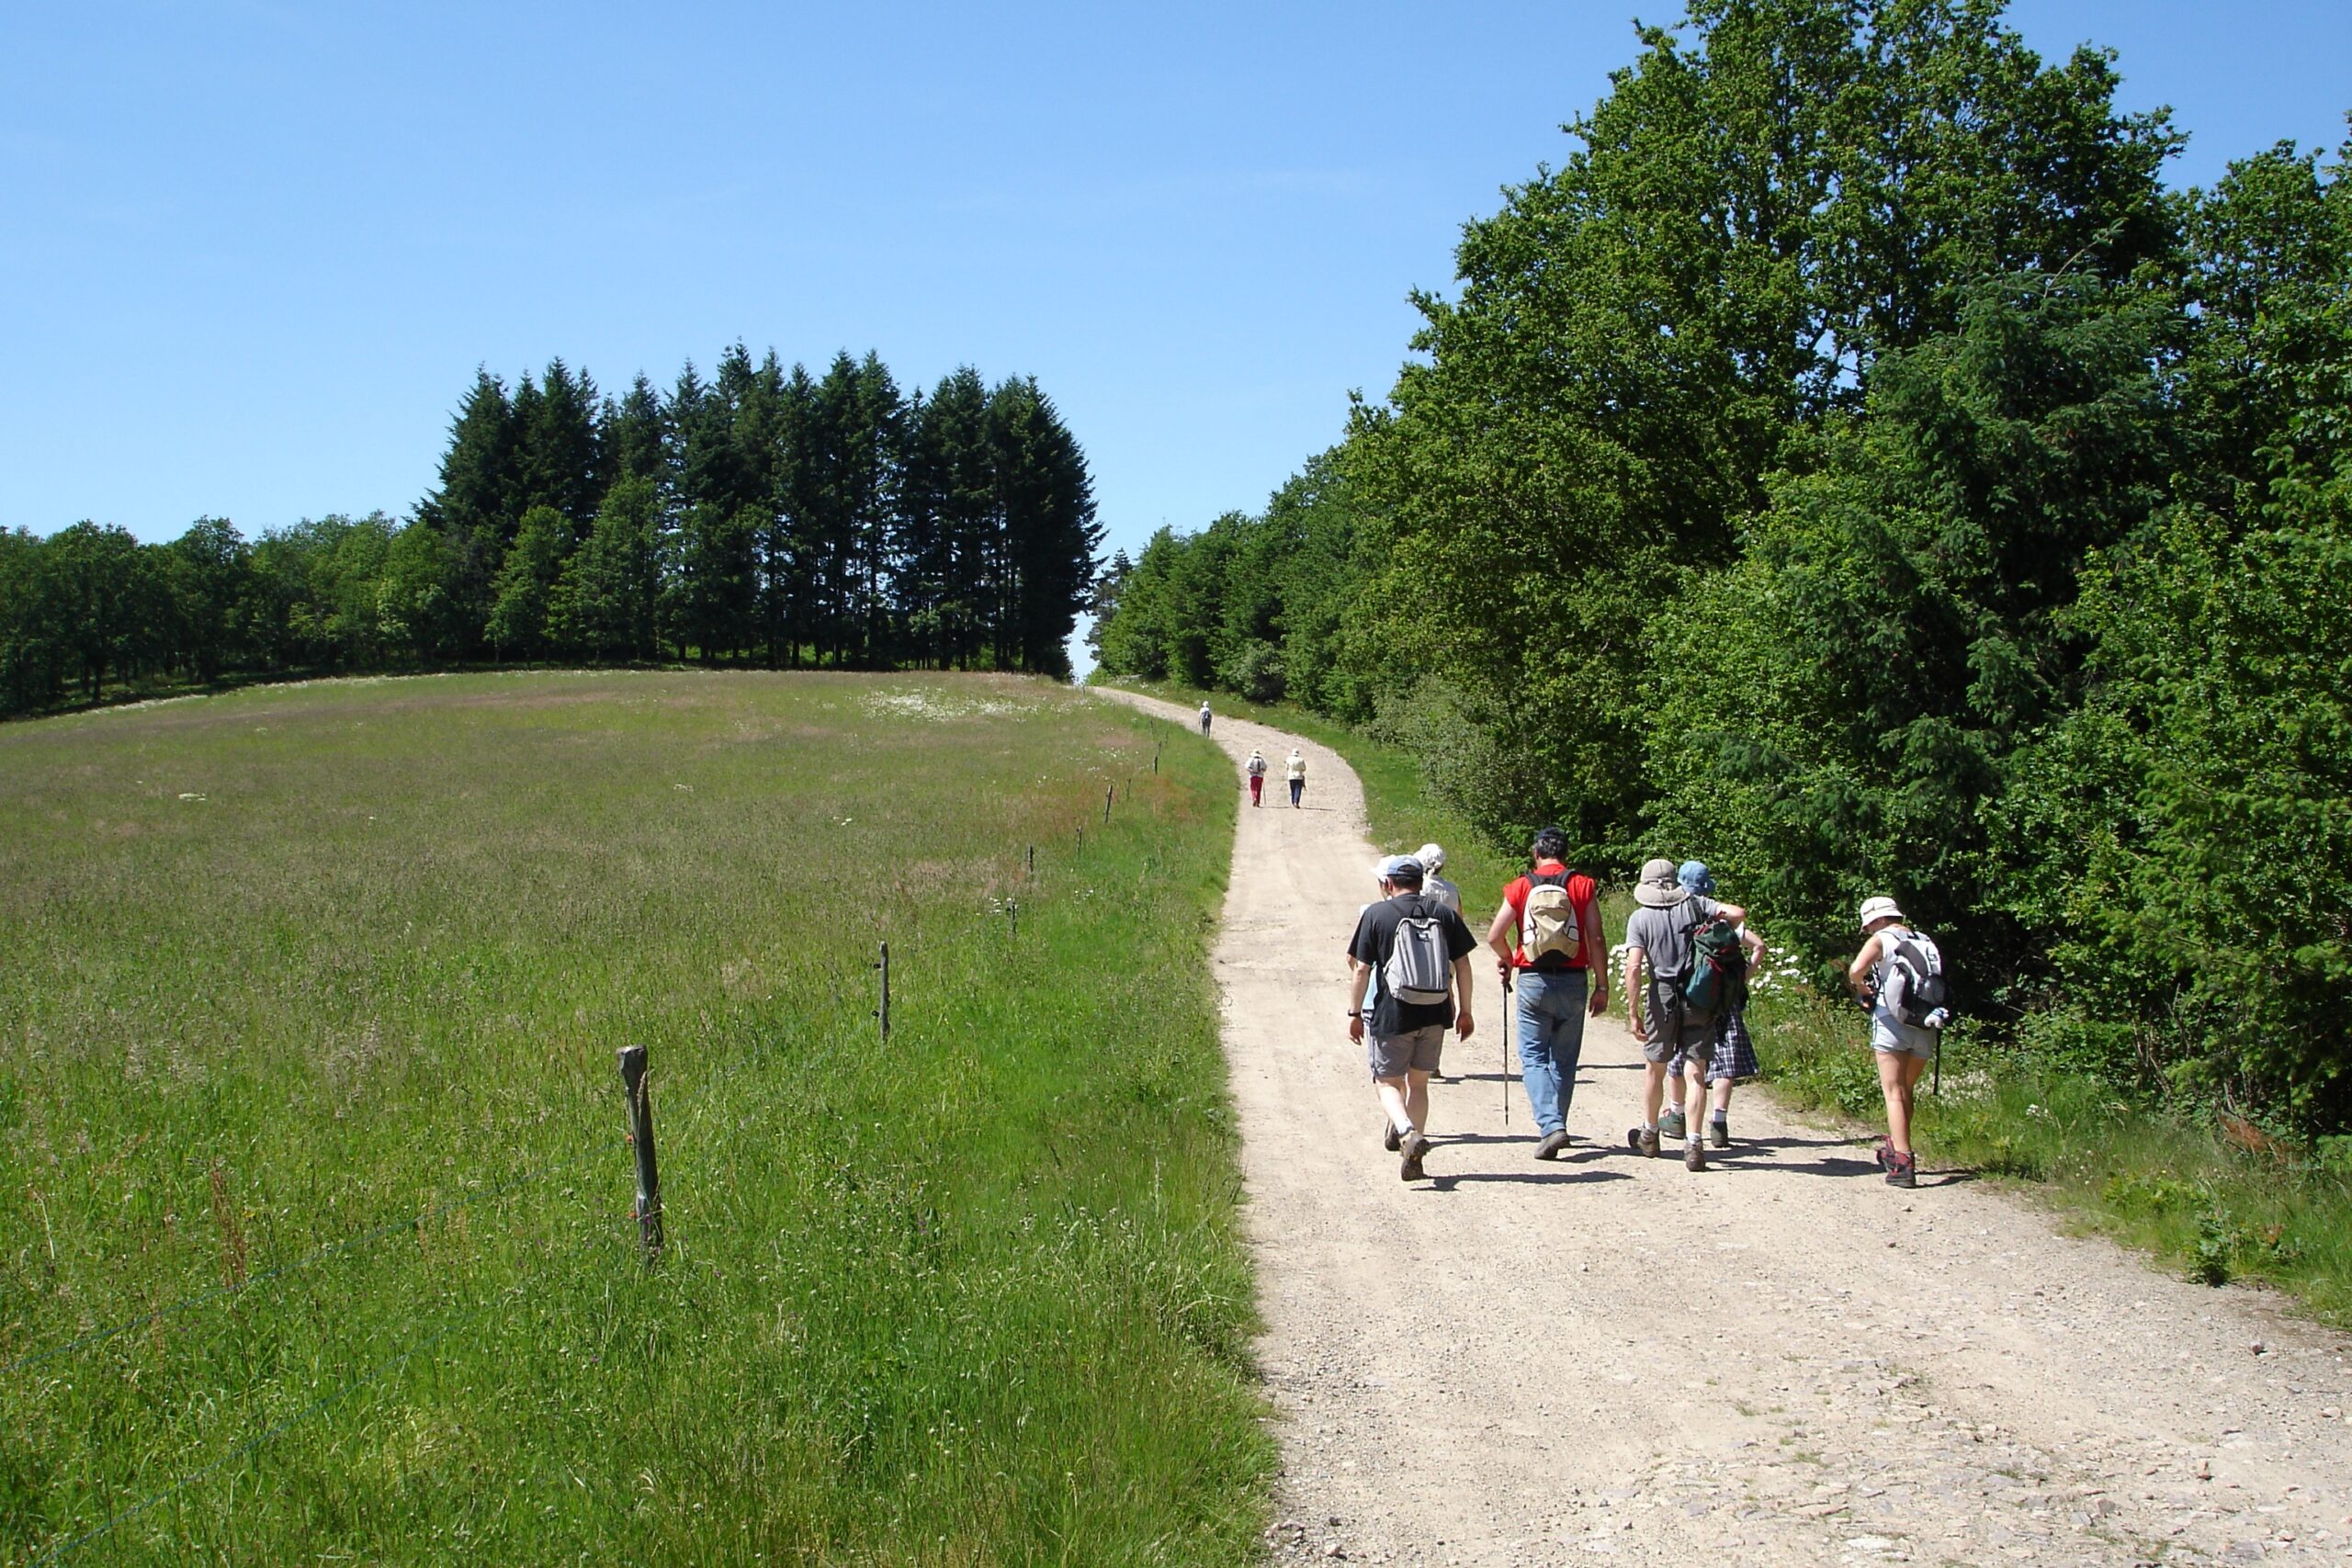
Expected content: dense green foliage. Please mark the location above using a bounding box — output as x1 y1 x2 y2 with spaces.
0 350 1102 715
1091 0 2352 1131
1 672 1269 1562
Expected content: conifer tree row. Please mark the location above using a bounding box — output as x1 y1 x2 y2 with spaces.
0 346 1102 711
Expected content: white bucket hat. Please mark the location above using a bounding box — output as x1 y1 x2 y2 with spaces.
1633 857 1688 908
1415 842 1445 873
1858 896 1905 930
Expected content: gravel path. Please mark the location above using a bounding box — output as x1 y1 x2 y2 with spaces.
1099 690 2352 1568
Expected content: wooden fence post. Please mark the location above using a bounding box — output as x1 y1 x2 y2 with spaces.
1027 844 1035 877
616 1045 663 1261
1103 785 1114 824
875 941 890 1042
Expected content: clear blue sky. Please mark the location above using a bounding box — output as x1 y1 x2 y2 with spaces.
4 2 2346 561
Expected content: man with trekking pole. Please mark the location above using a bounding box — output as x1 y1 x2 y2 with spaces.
1486 827 1607 1159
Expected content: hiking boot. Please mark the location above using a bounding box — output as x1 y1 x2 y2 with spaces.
1533 1130 1571 1161
1885 1148 1917 1190
1710 1117 1731 1149
1382 1120 1402 1153
1399 1131 1430 1181
1627 1125 1660 1157
1658 1107 1687 1140
1685 1135 1706 1171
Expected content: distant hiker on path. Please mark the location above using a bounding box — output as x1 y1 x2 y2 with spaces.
1286 747 1306 807
1245 749 1268 807
1623 858 1746 1172
1415 842 1461 916
1485 826 1607 1160
1658 861 1766 1150
1198 701 1214 735
1847 897 1947 1190
1348 855 1478 1182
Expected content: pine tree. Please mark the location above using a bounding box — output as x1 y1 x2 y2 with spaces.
548 475 664 660
518 358 604 527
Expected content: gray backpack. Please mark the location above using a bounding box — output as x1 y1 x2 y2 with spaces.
1384 903 1453 1006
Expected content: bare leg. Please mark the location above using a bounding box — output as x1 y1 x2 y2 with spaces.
1642 1060 1670 1124
1878 1050 1922 1154
1375 1076 1417 1136
1683 1059 1708 1138
1710 1078 1735 1114
1406 1068 1432 1134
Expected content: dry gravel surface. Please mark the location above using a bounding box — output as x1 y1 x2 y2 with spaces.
1098 690 2352 1568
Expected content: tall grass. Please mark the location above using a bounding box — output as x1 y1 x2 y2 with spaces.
0 671 1272 1564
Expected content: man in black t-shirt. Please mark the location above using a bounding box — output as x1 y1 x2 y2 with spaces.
1347 855 1479 1181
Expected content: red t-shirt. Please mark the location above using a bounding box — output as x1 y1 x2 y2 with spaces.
1501 861 1600 970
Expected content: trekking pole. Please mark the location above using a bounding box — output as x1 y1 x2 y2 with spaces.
1498 968 1512 1128
1932 1032 1942 1097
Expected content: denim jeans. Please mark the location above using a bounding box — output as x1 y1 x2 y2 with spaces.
1515 968 1589 1135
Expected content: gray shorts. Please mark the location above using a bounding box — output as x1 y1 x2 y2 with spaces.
1641 978 1715 1065
1871 1014 1939 1059
1368 1025 1445 1078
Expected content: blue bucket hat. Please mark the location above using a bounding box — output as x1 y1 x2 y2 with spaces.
1677 860 1715 897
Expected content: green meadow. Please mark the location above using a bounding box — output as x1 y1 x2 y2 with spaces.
0 671 1272 1564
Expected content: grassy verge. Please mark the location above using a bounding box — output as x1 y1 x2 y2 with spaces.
1 670 1272 1564
1094 678 2352 1329
1749 992 2352 1325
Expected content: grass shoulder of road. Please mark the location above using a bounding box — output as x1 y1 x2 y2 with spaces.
1 670 1273 1564
1096 678 2352 1331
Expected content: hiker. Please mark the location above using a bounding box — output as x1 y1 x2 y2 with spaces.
1415 842 1462 916
1348 854 1478 1181
1657 861 1767 1149
1847 896 1946 1190
1485 826 1607 1160
1286 747 1306 807
1245 749 1268 807
1198 700 1214 735
1621 857 1746 1171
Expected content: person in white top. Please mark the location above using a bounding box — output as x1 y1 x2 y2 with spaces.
1198 701 1213 735
1847 895 1938 1190
1414 842 1462 916
1285 748 1306 807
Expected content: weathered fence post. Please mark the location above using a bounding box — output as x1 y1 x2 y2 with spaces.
1076 824 1083 853
616 1045 663 1261
1153 743 1160 775
1026 844 1035 877
874 941 890 1042
1103 784 1114 824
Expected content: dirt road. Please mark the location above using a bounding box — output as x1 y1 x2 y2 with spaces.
1100 690 2352 1568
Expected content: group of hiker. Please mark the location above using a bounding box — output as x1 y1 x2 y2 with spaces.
1192 702 1945 1190
1342 829 1947 1191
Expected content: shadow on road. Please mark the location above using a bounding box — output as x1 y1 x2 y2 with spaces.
1426 1169 1634 1190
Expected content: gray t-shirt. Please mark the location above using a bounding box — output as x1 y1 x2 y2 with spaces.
1624 896 1722 982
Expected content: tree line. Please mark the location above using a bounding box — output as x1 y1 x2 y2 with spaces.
1091 0 2352 1132
0 347 1102 711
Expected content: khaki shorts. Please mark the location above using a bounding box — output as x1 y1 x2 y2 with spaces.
1641 978 1714 1066
1368 1024 1445 1079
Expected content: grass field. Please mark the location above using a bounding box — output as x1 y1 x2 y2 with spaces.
1 671 1272 1564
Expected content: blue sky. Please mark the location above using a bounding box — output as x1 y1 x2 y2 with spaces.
3 2 2346 562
